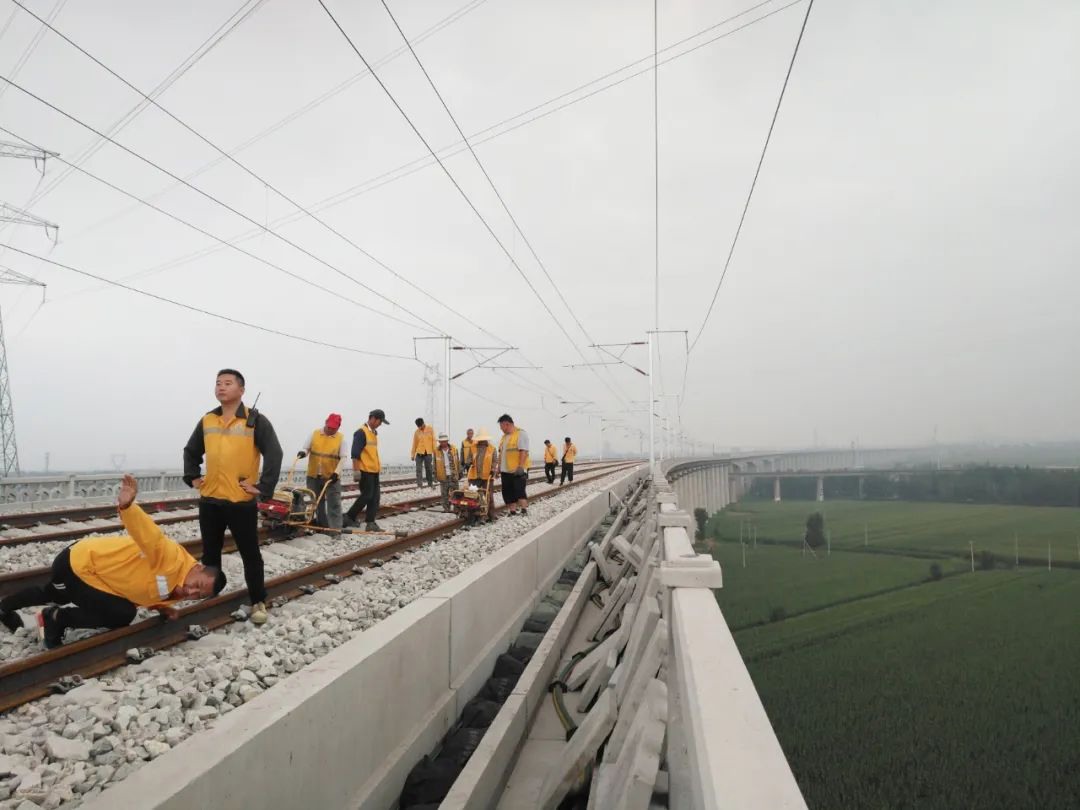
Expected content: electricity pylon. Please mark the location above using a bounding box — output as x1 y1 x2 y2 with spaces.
0 267 46 475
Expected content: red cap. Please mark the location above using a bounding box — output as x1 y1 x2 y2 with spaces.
326 413 342 429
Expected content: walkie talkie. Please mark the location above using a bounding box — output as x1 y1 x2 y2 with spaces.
245 392 262 428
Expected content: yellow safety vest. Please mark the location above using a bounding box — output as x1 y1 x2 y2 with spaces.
563 443 577 463
468 445 496 482
499 429 529 473
461 438 476 464
356 424 381 473
200 411 260 503
412 425 435 457
544 444 557 463
435 446 459 481
307 429 343 478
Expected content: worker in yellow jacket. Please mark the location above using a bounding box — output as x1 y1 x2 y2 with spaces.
411 417 436 488
0 475 225 648
183 368 282 625
560 437 578 485
460 428 477 476
498 414 530 516
297 413 344 530
344 409 389 532
435 433 461 512
543 439 558 484
467 429 498 521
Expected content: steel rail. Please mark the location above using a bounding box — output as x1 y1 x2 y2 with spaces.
0 462 638 712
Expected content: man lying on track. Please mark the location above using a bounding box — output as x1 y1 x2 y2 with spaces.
0 474 226 649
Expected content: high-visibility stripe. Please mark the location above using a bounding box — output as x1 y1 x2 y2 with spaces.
203 426 254 437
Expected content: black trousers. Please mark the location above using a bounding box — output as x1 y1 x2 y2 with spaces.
501 472 528 506
561 462 575 484
544 462 557 484
199 498 266 604
0 547 136 631
345 471 381 523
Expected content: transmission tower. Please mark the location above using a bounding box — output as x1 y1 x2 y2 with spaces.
0 139 58 476
421 362 441 427
0 267 45 476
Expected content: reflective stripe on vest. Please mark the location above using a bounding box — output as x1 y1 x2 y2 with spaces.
308 429 343 478
499 429 529 473
201 412 259 503
358 424 380 473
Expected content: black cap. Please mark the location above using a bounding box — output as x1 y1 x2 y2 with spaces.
369 409 389 424
497 413 513 424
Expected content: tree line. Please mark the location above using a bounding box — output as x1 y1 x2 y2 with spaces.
748 466 1080 507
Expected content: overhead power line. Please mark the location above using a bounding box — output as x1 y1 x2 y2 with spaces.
315 0 602 365
688 0 816 354
375 0 631 409
7 0 268 220
0 73 446 336
47 0 799 321
681 0 815 404
6 2 459 338
0 243 415 360
0 125 424 331
63 0 490 244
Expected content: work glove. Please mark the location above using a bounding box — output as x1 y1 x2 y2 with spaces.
296 451 307 459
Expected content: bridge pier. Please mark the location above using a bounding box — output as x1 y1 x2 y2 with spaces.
858 475 865 499
816 475 825 502
773 476 781 503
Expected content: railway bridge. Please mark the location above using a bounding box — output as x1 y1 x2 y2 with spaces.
0 447 935 809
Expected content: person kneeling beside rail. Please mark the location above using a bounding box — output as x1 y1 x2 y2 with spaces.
0 474 226 649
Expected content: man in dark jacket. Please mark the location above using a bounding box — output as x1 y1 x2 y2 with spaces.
183 369 282 625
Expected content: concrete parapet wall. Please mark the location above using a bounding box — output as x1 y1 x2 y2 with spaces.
84 466 644 810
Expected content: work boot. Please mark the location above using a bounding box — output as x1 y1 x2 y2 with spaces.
343 516 360 528
250 602 268 625
1 609 22 634
37 607 63 649
365 522 383 532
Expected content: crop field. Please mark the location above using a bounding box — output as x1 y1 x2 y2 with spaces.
705 500 1080 808
708 499 1080 563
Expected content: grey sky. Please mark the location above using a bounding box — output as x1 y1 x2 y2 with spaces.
0 0 1077 471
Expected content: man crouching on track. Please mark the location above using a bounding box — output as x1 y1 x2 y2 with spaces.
0 474 226 649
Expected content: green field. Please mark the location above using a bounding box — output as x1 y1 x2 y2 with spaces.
709 499 1080 563
705 500 1080 809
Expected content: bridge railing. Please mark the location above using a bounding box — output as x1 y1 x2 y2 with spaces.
655 466 806 809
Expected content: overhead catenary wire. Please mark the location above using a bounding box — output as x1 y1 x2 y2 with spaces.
688 0 816 355
0 124 426 332
375 0 632 410
679 0 814 413
0 243 416 360
61 0 490 244
4 3 465 339
48 0 800 321
0 73 448 337
8 0 531 356
315 0 623 402
9 0 270 225
6 0 269 221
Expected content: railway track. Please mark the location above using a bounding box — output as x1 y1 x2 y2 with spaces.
0 461 618 542
0 461 628 599
0 461 638 712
